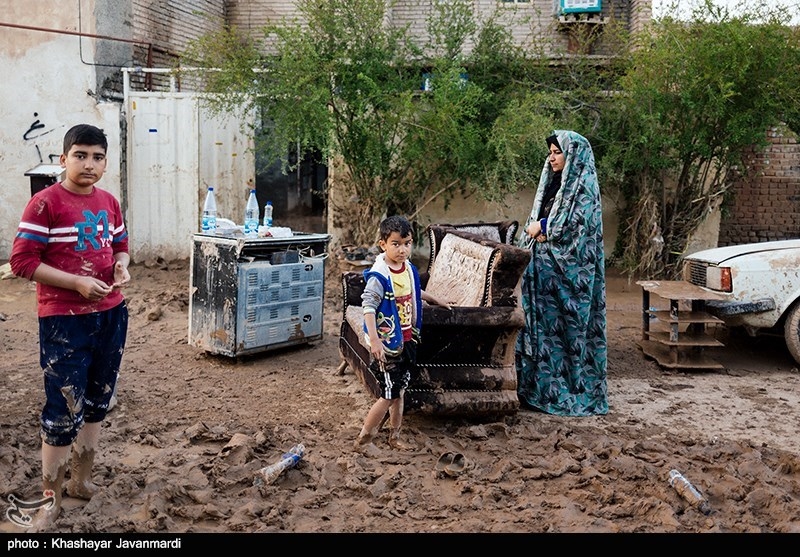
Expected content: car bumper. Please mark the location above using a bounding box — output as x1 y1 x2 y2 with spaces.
705 298 776 317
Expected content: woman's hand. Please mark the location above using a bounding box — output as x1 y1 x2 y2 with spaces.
527 221 541 238
527 221 545 242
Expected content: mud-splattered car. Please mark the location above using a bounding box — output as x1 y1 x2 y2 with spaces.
682 239 800 365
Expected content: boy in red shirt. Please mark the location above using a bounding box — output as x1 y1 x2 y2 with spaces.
10 124 130 530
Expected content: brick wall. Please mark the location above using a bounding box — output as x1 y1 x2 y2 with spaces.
227 0 644 58
122 1 648 90
719 125 800 245
226 0 297 32
129 0 226 91
629 0 651 35
132 0 225 56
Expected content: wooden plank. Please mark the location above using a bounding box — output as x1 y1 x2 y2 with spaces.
636 280 728 301
648 310 724 324
644 330 725 347
638 339 724 370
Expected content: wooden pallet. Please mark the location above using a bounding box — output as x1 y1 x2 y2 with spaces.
636 280 727 370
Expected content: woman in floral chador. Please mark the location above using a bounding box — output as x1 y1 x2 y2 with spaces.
516 130 608 416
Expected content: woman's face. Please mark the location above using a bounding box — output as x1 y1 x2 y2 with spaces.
548 144 565 172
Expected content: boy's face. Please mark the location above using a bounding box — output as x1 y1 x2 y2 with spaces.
60 143 107 193
379 231 413 266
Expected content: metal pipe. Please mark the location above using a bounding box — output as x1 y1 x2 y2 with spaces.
0 21 151 46
1 20 157 89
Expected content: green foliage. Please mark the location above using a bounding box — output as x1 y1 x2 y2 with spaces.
183 0 800 266
426 0 476 62
599 1 800 278
182 0 589 245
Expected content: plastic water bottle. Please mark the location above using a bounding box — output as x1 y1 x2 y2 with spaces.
201 187 217 234
258 444 305 485
244 189 259 238
668 469 711 515
263 201 273 227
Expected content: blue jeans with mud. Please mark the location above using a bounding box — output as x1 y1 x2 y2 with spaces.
38 302 128 446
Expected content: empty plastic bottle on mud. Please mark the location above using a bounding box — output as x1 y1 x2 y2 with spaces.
201 186 217 234
668 469 711 515
263 200 273 227
258 444 305 484
244 189 259 238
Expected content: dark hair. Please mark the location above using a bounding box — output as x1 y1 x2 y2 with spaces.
545 134 561 151
379 215 413 241
63 124 108 154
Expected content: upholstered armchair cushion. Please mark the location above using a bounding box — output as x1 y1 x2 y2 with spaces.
426 220 518 250
425 233 497 307
425 227 530 308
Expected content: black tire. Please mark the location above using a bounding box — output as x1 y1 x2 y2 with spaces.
784 302 800 366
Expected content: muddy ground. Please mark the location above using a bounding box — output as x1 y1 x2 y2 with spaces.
1 259 799 534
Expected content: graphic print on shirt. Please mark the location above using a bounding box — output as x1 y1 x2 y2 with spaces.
375 311 397 344
76 209 111 251
391 265 413 341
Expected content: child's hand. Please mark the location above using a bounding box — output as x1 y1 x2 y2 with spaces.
422 291 452 310
76 276 113 300
369 335 385 362
371 348 385 363
112 261 130 289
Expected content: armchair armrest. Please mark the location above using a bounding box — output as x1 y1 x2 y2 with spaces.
341 271 366 315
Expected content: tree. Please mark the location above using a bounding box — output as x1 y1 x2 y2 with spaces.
597 0 800 278
182 0 598 247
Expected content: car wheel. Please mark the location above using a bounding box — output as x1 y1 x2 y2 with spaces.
784 302 800 365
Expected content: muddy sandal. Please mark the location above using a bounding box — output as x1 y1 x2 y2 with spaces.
435 452 455 474
445 453 467 477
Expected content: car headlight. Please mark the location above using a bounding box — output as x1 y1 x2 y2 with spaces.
705 266 732 292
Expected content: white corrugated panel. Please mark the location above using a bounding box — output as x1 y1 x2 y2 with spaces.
198 105 256 226
126 92 255 262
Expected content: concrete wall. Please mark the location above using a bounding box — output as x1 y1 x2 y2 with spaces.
0 0 226 262
0 0 122 262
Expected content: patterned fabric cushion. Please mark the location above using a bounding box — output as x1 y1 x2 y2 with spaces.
425 222 517 279
448 225 502 243
425 233 496 307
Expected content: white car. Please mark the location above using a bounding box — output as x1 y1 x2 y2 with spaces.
682 239 800 365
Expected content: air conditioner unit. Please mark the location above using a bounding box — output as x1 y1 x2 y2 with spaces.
560 0 602 14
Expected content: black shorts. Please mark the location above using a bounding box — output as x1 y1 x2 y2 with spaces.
369 341 417 400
